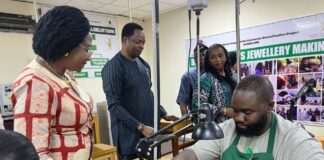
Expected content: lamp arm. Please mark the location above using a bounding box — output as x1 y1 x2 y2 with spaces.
136 123 194 159
150 123 195 148
136 113 195 159
146 113 192 139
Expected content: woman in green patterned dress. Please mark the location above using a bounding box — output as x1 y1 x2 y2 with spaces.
191 44 237 122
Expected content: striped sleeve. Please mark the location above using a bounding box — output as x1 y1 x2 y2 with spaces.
101 61 140 129
176 73 190 105
159 105 167 118
13 76 55 160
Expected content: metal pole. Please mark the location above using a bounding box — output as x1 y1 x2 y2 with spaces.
196 14 201 109
235 0 241 82
128 0 133 22
33 0 39 23
152 0 160 159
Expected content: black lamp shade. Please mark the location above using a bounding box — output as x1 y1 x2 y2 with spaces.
192 121 224 140
192 103 224 140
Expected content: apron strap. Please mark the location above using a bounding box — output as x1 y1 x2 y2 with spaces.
266 113 277 154
232 133 241 146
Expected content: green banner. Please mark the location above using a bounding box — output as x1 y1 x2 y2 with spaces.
90 58 109 66
189 57 195 67
241 38 324 62
94 72 102 77
91 34 96 40
73 72 88 78
89 45 97 51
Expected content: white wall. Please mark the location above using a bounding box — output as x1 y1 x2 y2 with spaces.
0 0 36 84
0 32 35 83
144 0 324 134
1 0 324 134
0 0 35 16
0 0 146 111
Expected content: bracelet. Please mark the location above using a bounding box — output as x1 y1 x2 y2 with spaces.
223 107 227 116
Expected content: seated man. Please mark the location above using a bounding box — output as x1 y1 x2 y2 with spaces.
173 75 324 160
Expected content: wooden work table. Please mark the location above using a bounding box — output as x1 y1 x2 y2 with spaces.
315 136 324 149
160 119 196 156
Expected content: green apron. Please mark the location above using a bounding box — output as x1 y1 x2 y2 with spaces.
221 113 277 160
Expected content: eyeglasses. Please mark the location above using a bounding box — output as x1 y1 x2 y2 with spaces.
79 44 93 56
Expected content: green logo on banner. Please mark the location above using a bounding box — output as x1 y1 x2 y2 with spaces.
73 72 88 78
95 72 102 77
89 45 97 51
91 34 96 40
90 58 109 66
240 38 324 62
189 57 196 67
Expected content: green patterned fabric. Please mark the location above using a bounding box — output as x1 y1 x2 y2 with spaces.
191 72 233 123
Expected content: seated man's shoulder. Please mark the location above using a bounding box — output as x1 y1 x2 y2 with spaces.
276 114 323 151
220 118 236 131
272 114 324 160
276 114 309 140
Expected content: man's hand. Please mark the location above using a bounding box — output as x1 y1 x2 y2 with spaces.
179 104 189 115
163 115 179 121
138 123 154 137
141 125 154 137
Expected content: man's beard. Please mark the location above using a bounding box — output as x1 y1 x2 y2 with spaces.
235 111 269 137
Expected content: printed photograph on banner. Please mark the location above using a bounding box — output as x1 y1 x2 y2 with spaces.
323 55 324 71
298 73 314 89
322 91 324 106
297 105 322 122
321 109 324 122
240 63 254 77
298 95 321 105
315 73 323 90
299 56 322 73
276 105 292 120
277 75 286 90
253 60 274 75
296 107 305 121
322 72 324 89
265 75 277 98
277 74 298 90
277 58 299 74
276 90 297 105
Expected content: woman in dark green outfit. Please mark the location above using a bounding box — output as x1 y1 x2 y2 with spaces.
191 43 237 122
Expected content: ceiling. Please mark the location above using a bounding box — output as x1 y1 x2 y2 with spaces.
13 0 187 19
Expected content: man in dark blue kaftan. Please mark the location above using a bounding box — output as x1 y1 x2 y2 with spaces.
102 23 177 160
